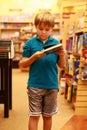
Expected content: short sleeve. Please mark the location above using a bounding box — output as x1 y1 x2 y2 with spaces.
22 41 31 57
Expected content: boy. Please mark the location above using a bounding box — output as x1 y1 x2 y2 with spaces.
19 10 66 130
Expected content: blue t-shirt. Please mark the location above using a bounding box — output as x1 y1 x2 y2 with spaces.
22 35 60 89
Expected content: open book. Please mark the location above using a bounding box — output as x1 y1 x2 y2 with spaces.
43 44 63 54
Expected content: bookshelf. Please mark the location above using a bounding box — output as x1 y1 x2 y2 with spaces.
0 20 34 68
62 5 87 114
53 21 61 41
75 8 87 116
61 12 84 109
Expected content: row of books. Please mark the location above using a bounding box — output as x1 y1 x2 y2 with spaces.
66 32 87 53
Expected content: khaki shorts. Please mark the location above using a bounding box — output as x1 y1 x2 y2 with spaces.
27 87 58 117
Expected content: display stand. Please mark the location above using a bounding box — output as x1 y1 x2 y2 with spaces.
0 59 12 117
0 40 14 117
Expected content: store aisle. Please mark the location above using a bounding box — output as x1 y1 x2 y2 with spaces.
0 69 74 130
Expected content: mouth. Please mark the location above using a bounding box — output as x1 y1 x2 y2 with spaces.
41 34 47 38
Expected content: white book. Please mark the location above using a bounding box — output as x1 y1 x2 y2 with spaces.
44 44 63 54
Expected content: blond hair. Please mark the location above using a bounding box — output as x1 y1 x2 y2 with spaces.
34 10 55 27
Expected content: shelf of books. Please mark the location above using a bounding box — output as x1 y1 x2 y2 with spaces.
63 7 87 113
0 14 34 68
61 12 83 109
75 8 87 116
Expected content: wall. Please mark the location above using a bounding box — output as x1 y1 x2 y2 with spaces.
0 0 59 16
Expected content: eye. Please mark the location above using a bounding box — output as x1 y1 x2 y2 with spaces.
39 28 43 31
46 29 49 31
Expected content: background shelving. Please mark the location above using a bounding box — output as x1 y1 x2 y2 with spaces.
0 20 34 68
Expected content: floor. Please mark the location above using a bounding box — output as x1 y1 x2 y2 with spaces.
60 115 87 130
0 69 74 130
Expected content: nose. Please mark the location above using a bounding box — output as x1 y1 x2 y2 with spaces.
42 29 46 33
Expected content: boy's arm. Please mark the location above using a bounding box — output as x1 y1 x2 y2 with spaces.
18 50 45 68
58 54 66 69
56 49 67 69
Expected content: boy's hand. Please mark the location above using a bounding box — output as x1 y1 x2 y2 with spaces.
55 49 66 56
34 50 45 59
18 50 45 68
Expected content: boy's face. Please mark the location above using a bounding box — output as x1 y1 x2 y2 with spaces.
36 23 53 41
